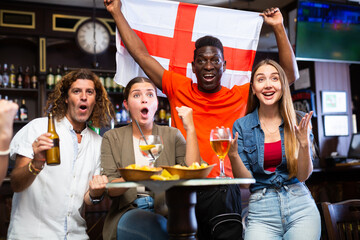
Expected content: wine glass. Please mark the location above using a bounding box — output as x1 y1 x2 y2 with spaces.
210 127 231 178
139 135 163 167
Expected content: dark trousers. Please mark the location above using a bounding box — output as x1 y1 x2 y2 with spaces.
195 184 243 240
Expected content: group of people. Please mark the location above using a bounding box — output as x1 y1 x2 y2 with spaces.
0 0 321 239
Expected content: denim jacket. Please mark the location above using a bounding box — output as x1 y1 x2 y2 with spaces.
233 108 313 193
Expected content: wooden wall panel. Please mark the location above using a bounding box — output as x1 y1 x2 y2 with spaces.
314 62 352 160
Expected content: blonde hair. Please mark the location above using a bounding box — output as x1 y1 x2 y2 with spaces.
246 59 298 178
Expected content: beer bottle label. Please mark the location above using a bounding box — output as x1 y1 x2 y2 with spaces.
52 138 59 148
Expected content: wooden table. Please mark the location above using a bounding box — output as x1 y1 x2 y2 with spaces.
107 178 255 240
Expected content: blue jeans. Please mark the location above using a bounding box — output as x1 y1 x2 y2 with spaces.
245 182 321 240
117 196 168 240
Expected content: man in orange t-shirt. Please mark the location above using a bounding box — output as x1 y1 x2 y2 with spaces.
162 70 249 177
106 0 298 239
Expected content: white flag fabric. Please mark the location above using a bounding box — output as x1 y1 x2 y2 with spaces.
114 0 263 92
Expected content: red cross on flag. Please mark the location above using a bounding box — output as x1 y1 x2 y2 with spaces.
114 0 264 92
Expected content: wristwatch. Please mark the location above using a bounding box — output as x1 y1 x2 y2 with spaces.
89 193 104 205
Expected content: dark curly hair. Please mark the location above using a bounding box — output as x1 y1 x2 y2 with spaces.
45 68 115 128
193 35 224 61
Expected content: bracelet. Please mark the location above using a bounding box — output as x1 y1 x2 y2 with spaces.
28 162 41 176
0 148 10 156
89 192 105 205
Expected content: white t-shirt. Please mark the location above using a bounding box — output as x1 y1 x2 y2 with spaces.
7 117 102 240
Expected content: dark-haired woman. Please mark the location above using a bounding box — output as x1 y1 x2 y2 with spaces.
101 77 201 240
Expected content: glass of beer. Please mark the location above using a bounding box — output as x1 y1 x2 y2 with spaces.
139 135 163 167
210 127 231 178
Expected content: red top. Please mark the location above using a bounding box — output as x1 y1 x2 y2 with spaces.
162 70 250 178
264 140 282 172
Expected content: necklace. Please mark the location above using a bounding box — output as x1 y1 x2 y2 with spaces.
73 128 84 134
260 120 279 134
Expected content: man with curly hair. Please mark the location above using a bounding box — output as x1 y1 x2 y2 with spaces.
7 69 114 239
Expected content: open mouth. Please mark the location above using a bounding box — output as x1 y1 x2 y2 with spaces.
140 107 149 117
79 105 88 111
263 92 275 97
203 73 215 81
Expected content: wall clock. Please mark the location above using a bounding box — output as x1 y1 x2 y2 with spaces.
76 20 110 55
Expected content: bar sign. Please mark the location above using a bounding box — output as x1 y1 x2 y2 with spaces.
0 10 35 29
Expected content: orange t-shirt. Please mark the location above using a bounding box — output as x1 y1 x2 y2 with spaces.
162 70 250 178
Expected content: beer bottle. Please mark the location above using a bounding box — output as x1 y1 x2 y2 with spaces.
31 65 38 89
46 112 60 165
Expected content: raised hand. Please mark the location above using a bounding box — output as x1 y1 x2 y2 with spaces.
0 100 19 146
260 7 283 27
104 0 121 15
294 111 313 147
176 106 195 132
228 132 239 159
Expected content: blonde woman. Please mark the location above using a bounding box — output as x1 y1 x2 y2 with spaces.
229 59 321 240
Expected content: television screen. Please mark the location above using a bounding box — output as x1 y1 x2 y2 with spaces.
348 133 360 159
296 0 360 63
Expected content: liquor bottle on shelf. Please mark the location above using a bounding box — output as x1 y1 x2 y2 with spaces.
55 65 62 85
9 64 16 88
115 104 121 124
158 99 166 124
2 64 9 88
31 65 38 89
16 66 23 88
13 99 20 121
19 99 28 121
112 78 120 92
46 112 60 165
120 103 129 123
0 64 3 88
23 66 31 88
63 65 68 76
166 104 171 125
118 84 124 94
99 73 105 87
105 74 112 92
46 65 55 90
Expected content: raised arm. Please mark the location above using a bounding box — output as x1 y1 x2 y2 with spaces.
261 7 299 84
176 106 201 166
0 100 19 185
104 0 164 90
295 111 314 182
228 132 252 188
10 133 52 192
